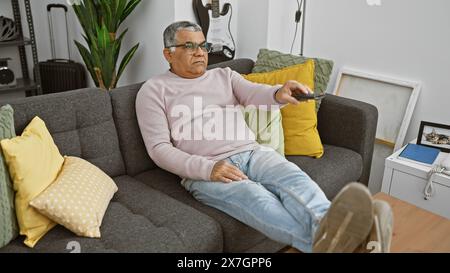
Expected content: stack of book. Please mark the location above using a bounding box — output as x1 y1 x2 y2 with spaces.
398 143 440 166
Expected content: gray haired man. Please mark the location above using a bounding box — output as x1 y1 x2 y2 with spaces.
136 21 393 253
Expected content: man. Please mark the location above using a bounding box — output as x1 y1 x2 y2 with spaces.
136 21 392 253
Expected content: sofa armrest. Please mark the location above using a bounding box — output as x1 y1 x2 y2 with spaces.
317 94 378 185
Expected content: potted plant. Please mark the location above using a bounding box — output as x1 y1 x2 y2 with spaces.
72 0 141 90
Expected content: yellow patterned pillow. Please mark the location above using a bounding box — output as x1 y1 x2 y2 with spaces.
30 156 118 238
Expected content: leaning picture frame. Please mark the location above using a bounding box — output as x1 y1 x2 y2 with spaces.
333 67 421 193
417 121 450 153
333 67 421 151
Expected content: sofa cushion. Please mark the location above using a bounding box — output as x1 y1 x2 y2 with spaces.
110 83 156 176
240 105 284 155
243 61 323 158
286 144 363 199
133 168 282 253
0 104 18 248
253 49 334 112
112 175 222 252
4 88 125 177
0 175 222 253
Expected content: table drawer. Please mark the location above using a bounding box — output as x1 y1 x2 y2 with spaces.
390 170 450 219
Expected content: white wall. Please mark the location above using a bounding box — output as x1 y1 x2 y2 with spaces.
118 0 175 86
234 0 269 60
267 0 304 55
235 0 306 59
174 0 196 22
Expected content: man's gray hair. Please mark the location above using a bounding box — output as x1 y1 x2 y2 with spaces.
163 21 203 51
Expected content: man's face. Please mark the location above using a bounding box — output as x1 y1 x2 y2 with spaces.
163 30 208 79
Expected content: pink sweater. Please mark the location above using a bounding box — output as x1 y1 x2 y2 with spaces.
136 67 281 181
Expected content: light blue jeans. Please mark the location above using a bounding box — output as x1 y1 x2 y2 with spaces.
182 147 331 252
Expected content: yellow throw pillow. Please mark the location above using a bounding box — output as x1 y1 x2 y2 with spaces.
0 116 63 247
30 156 118 238
244 60 324 158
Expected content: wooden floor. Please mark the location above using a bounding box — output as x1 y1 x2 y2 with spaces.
281 193 450 253
375 193 450 252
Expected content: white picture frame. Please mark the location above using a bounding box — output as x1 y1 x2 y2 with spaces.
333 67 421 151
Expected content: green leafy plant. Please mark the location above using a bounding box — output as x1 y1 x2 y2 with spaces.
72 0 141 90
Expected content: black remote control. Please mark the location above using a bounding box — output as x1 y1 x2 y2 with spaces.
292 92 325 101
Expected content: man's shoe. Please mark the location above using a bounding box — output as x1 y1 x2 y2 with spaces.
361 200 394 253
313 182 374 253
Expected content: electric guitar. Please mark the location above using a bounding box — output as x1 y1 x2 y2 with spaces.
193 0 236 64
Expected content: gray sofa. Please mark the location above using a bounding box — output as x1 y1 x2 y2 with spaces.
0 59 377 253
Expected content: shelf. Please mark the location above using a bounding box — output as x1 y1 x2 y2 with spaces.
0 78 37 93
1 0 42 96
0 37 32 48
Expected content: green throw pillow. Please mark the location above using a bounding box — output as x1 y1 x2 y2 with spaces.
0 104 18 248
252 48 334 112
241 106 284 156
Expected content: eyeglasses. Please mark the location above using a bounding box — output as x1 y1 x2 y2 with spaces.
166 41 212 53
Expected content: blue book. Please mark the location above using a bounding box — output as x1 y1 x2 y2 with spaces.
398 143 440 166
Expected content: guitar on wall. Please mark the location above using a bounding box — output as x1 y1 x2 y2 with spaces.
193 0 236 64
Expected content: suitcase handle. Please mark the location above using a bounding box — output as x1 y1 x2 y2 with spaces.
48 59 74 63
47 3 71 60
47 4 68 12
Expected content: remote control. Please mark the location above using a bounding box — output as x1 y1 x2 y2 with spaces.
292 92 324 101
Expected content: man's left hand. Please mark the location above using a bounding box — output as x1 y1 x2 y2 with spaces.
275 80 313 105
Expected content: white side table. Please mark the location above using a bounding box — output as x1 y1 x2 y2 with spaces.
381 142 450 219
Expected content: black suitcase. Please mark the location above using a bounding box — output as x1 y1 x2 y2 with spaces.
37 4 86 94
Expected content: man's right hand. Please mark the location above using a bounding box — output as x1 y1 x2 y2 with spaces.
210 160 248 183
